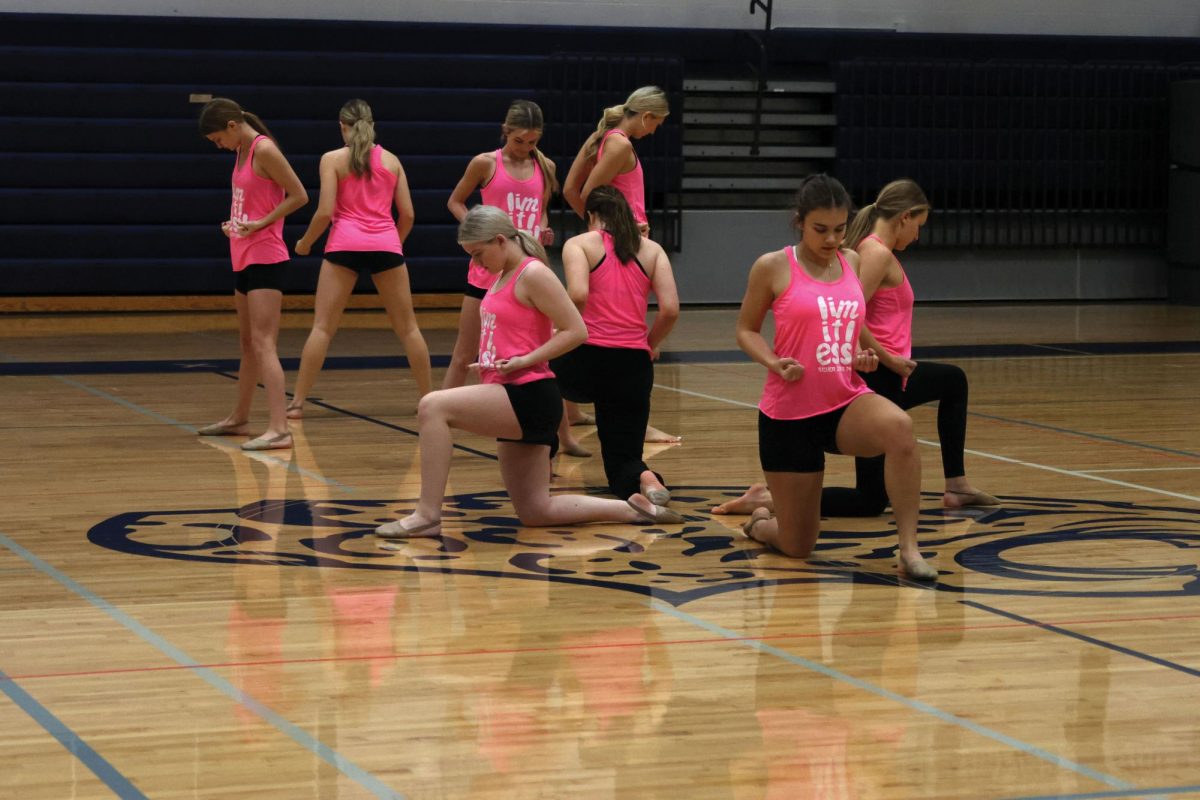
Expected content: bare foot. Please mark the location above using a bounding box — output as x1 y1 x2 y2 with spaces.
899 552 938 581
943 488 1000 508
711 483 774 515
645 424 681 444
286 402 303 420
569 412 595 426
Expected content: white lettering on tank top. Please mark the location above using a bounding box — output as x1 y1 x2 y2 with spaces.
479 309 497 370
230 186 248 238
505 191 542 238
815 296 860 371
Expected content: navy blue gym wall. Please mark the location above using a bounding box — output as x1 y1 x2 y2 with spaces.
3 12 1200 297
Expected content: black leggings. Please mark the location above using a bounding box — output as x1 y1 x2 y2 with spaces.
820 360 969 517
551 344 661 499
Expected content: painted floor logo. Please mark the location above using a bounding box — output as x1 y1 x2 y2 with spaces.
87 487 1200 605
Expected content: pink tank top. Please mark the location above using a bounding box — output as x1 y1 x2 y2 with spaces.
477 258 556 386
325 145 402 254
467 150 546 291
229 135 288 272
758 247 873 420
581 231 651 351
598 129 647 226
860 235 914 360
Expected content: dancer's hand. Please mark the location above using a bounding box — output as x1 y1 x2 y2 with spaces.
295 237 312 256
494 355 529 375
637 222 650 237
772 357 805 382
854 348 880 373
539 227 555 246
235 218 267 236
886 355 917 378
220 221 234 239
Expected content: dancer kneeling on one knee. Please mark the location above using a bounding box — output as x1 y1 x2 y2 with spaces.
375 205 683 539
734 174 936 580
550 186 679 505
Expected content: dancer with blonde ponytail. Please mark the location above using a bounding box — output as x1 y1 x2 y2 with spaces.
196 97 308 450
374 206 682 539
563 86 678 444
714 178 997 518
563 86 669 236
289 99 433 416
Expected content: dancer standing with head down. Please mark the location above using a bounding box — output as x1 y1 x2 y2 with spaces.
374 206 682 540
289 99 432 416
443 100 558 391
196 98 308 450
734 175 936 580
563 86 679 444
713 178 996 517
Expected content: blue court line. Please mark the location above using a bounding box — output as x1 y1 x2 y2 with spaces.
967 410 1200 461
54 375 356 492
0 532 406 800
1006 786 1197 799
961 600 1200 680
2 339 1198 376
650 599 1135 793
211 371 499 462
0 663 148 799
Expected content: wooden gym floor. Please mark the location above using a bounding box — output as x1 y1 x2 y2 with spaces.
1 301 1199 799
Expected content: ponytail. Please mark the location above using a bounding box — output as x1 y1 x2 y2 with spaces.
198 97 275 141
581 85 670 161
584 186 640 264
582 104 628 161
845 203 879 250
847 179 931 248
512 230 549 263
532 147 560 195
339 99 376 177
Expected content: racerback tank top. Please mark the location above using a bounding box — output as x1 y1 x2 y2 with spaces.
325 145 402 254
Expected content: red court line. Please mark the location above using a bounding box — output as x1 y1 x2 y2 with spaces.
7 610 1200 683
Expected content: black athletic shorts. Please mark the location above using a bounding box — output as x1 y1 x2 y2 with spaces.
324 250 405 275
498 378 562 457
235 261 288 294
758 405 851 473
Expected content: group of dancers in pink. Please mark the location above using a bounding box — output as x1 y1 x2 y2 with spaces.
195 87 997 581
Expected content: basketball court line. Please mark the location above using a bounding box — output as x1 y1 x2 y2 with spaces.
653 383 1200 504
1005 787 1197 800
0 662 148 799
651 600 1135 793
55 375 354 493
961 600 1200 680
8 609 1200 685
0 532 407 800
9 362 1190 794
0 514 1143 798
